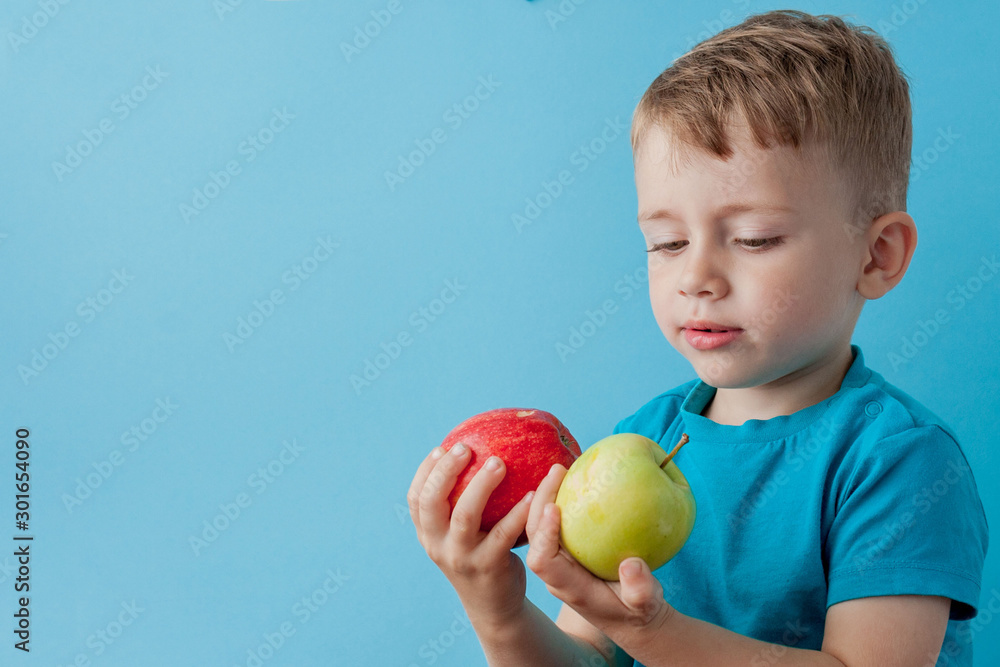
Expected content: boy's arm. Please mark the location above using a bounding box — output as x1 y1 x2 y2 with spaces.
526 464 952 667
546 589 948 666
474 598 631 667
822 595 950 665
556 603 635 667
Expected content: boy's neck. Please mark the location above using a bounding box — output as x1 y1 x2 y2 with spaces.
701 345 855 426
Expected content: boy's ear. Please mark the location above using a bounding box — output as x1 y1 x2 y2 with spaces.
857 211 918 300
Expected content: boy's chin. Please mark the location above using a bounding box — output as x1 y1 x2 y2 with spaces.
671 340 773 387
688 357 763 389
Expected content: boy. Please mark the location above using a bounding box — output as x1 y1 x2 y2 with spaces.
408 9 988 666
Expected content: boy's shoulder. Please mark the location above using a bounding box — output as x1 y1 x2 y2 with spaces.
845 364 961 451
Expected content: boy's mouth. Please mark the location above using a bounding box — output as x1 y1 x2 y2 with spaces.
680 320 745 351
682 325 744 351
681 320 742 333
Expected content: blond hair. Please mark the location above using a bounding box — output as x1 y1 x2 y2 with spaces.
631 10 912 228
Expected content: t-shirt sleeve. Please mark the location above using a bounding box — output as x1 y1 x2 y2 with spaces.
825 424 989 620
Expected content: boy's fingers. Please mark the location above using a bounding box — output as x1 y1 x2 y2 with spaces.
527 503 563 564
416 444 471 539
526 464 566 538
407 447 445 529
449 455 506 546
526 503 581 593
527 504 619 611
482 487 534 553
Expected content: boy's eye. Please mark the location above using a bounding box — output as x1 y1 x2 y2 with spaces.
735 236 785 250
646 241 687 253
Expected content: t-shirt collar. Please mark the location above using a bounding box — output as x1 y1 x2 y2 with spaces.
678 344 869 444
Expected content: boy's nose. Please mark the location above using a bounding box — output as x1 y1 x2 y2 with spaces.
676 250 728 299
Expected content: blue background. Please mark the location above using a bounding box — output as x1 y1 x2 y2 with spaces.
1 1 997 665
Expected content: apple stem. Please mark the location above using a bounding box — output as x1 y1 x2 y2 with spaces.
659 433 689 469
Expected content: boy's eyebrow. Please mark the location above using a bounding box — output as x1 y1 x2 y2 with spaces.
637 202 795 223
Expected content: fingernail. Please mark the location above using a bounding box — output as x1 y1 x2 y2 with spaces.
451 443 467 456
485 456 501 471
431 447 444 459
622 559 642 578
548 463 561 475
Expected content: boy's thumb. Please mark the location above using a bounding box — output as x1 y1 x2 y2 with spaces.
618 558 666 621
620 557 648 580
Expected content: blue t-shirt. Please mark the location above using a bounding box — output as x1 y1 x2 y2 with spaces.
612 344 989 666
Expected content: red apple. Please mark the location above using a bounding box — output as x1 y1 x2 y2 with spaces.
441 408 581 546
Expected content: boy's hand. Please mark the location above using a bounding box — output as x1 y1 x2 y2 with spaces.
407 443 535 627
525 464 675 648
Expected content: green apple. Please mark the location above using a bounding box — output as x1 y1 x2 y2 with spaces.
554 432 696 581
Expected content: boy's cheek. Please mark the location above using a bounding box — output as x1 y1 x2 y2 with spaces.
648 299 674 332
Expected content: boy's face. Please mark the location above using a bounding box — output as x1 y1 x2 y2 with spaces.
634 122 865 388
